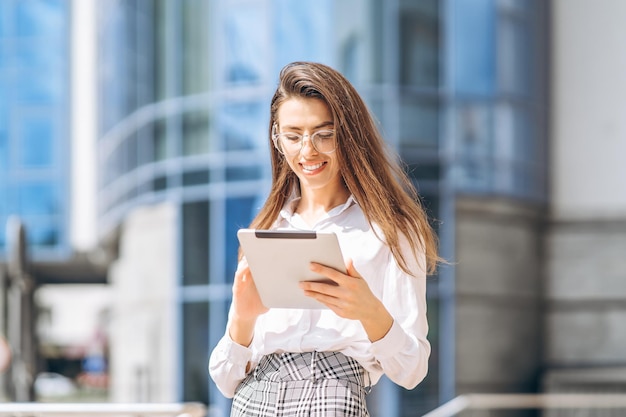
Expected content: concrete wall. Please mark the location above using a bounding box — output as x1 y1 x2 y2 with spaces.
455 196 544 393
546 0 626 391
108 203 178 402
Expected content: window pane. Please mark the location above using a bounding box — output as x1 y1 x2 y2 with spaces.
0 184 7 216
19 115 54 167
335 0 382 84
182 201 209 286
498 16 530 95
19 182 57 215
224 196 258 284
153 118 168 161
0 4 9 37
273 0 333 69
182 301 209 403
454 103 493 190
153 0 168 101
182 110 210 156
453 0 495 95
16 0 66 39
182 0 210 94
399 0 440 88
219 102 264 152
25 216 59 247
223 7 267 84
0 129 7 171
399 94 439 149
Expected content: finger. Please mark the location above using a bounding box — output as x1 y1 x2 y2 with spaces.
309 262 347 284
301 288 342 308
345 258 362 279
299 280 340 297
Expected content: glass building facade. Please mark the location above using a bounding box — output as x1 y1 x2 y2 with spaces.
0 0 70 260
96 0 546 415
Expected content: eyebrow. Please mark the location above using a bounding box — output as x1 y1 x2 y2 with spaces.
282 121 334 131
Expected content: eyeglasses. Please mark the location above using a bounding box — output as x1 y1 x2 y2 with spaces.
272 124 337 156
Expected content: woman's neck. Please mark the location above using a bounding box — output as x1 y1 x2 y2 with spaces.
296 185 350 223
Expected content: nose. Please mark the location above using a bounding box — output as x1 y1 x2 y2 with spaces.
300 134 318 155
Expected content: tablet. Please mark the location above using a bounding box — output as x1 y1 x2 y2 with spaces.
237 229 346 309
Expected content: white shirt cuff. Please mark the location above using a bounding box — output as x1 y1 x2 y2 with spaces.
222 333 254 367
369 319 404 357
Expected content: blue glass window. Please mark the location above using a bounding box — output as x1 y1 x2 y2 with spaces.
19 115 54 167
273 0 333 70
0 2 14 38
16 47 64 104
219 101 264 152
0 130 7 172
400 0 440 88
223 7 267 84
225 196 258 284
182 201 209 286
453 0 495 95
18 182 57 215
16 0 66 39
0 184 6 216
26 217 59 246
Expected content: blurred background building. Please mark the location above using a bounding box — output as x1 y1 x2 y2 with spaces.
0 0 625 416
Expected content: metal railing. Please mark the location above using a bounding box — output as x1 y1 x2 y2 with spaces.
0 402 206 417
422 393 626 416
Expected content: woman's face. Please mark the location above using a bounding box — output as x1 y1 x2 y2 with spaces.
275 97 344 197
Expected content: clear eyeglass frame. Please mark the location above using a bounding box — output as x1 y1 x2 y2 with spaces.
272 123 337 156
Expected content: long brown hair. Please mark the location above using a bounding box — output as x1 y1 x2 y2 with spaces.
249 62 440 275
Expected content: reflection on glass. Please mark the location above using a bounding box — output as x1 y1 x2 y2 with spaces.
399 95 439 148
335 0 381 84
26 218 59 247
219 102 264 152
183 201 209 286
183 111 210 156
153 0 168 101
182 170 210 187
225 197 257 284
273 0 333 69
497 11 530 95
453 0 495 95
16 0 66 38
0 130 8 170
20 116 53 167
455 104 492 190
153 118 167 161
224 7 265 84
182 0 209 94
183 301 209 403
399 0 440 88
19 183 57 215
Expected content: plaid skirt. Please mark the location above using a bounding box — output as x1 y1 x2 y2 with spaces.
231 351 370 417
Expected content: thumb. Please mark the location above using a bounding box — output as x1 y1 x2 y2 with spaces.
345 258 362 278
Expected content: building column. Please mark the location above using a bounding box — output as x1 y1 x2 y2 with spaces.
545 0 626 390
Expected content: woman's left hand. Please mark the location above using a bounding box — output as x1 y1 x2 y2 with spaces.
299 259 393 342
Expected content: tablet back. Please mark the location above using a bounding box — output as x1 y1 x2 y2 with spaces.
237 229 346 309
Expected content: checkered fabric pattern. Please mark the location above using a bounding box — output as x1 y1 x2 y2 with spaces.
231 351 370 416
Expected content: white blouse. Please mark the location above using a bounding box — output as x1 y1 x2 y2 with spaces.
208 195 430 398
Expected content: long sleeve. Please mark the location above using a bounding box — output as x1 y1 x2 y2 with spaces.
370 243 430 389
208 329 254 398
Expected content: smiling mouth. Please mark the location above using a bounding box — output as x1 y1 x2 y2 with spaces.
301 162 326 172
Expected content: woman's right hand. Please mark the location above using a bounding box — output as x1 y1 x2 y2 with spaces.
228 258 268 346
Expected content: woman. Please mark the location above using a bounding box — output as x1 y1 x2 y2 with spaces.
209 61 440 416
